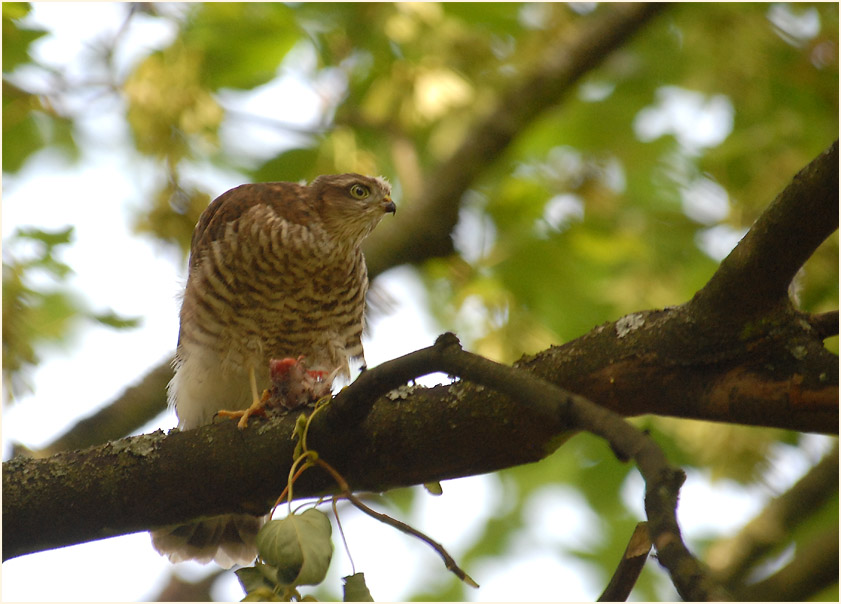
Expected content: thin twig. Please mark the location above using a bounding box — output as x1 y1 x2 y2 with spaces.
332 497 356 576
279 404 477 587
327 332 729 601
598 522 652 601
807 310 839 340
314 457 479 588
271 460 311 517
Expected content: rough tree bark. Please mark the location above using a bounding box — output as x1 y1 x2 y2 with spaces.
4 141 837 581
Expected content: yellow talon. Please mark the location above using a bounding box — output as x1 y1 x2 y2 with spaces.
216 366 266 429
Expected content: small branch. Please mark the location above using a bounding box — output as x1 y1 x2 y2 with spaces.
314 458 478 588
707 441 839 588
327 339 454 425
599 522 652 602
735 523 839 601
691 140 838 322
437 336 726 601
326 333 728 601
806 310 839 340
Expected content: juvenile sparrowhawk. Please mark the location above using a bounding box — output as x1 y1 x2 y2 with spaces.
151 173 395 567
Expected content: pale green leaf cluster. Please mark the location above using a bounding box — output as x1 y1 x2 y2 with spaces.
2 227 139 401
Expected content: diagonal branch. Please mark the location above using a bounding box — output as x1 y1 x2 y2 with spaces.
27 357 172 458
316 458 477 588
735 523 839 601
357 334 726 601
364 2 668 276
690 140 838 321
599 522 652 602
706 441 839 588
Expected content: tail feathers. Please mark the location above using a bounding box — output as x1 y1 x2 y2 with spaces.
151 513 265 569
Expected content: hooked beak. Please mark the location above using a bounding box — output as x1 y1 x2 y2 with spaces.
382 198 396 215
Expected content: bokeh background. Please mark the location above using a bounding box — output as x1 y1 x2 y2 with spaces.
3 3 838 601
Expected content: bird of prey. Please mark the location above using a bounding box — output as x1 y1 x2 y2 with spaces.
151 173 395 567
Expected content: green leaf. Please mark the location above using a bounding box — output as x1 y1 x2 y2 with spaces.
241 588 284 602
1 106 43 173
441 2 522 34
2 3 48 73
236 564 278 594
342 572 374 602
256 508 333 588
183 3 301 90
1 98 80 173
89 311 141 330
16 225 74 248
2 2 32 21
252 147 322 184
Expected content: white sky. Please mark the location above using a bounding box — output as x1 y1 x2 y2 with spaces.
2 4 834 602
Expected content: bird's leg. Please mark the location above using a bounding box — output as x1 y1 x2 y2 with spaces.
216 365 269 429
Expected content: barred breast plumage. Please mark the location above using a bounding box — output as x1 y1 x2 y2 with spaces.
151 173 395 568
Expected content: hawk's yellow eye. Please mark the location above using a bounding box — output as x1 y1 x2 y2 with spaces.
349 184 370 199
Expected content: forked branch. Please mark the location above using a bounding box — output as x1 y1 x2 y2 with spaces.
691 140 838 321
324 333 728 601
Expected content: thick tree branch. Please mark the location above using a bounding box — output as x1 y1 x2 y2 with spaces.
2 353 570 561
690 140 838 323
520 140 839 433
363 2 667 276
6 143 837 566
4 334 728 600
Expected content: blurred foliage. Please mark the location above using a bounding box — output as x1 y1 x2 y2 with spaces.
2 2 837 601
2 226 77 399
2 3 78 172
1 227 140 401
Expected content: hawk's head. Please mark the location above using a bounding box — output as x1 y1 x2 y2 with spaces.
311 173 396 244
